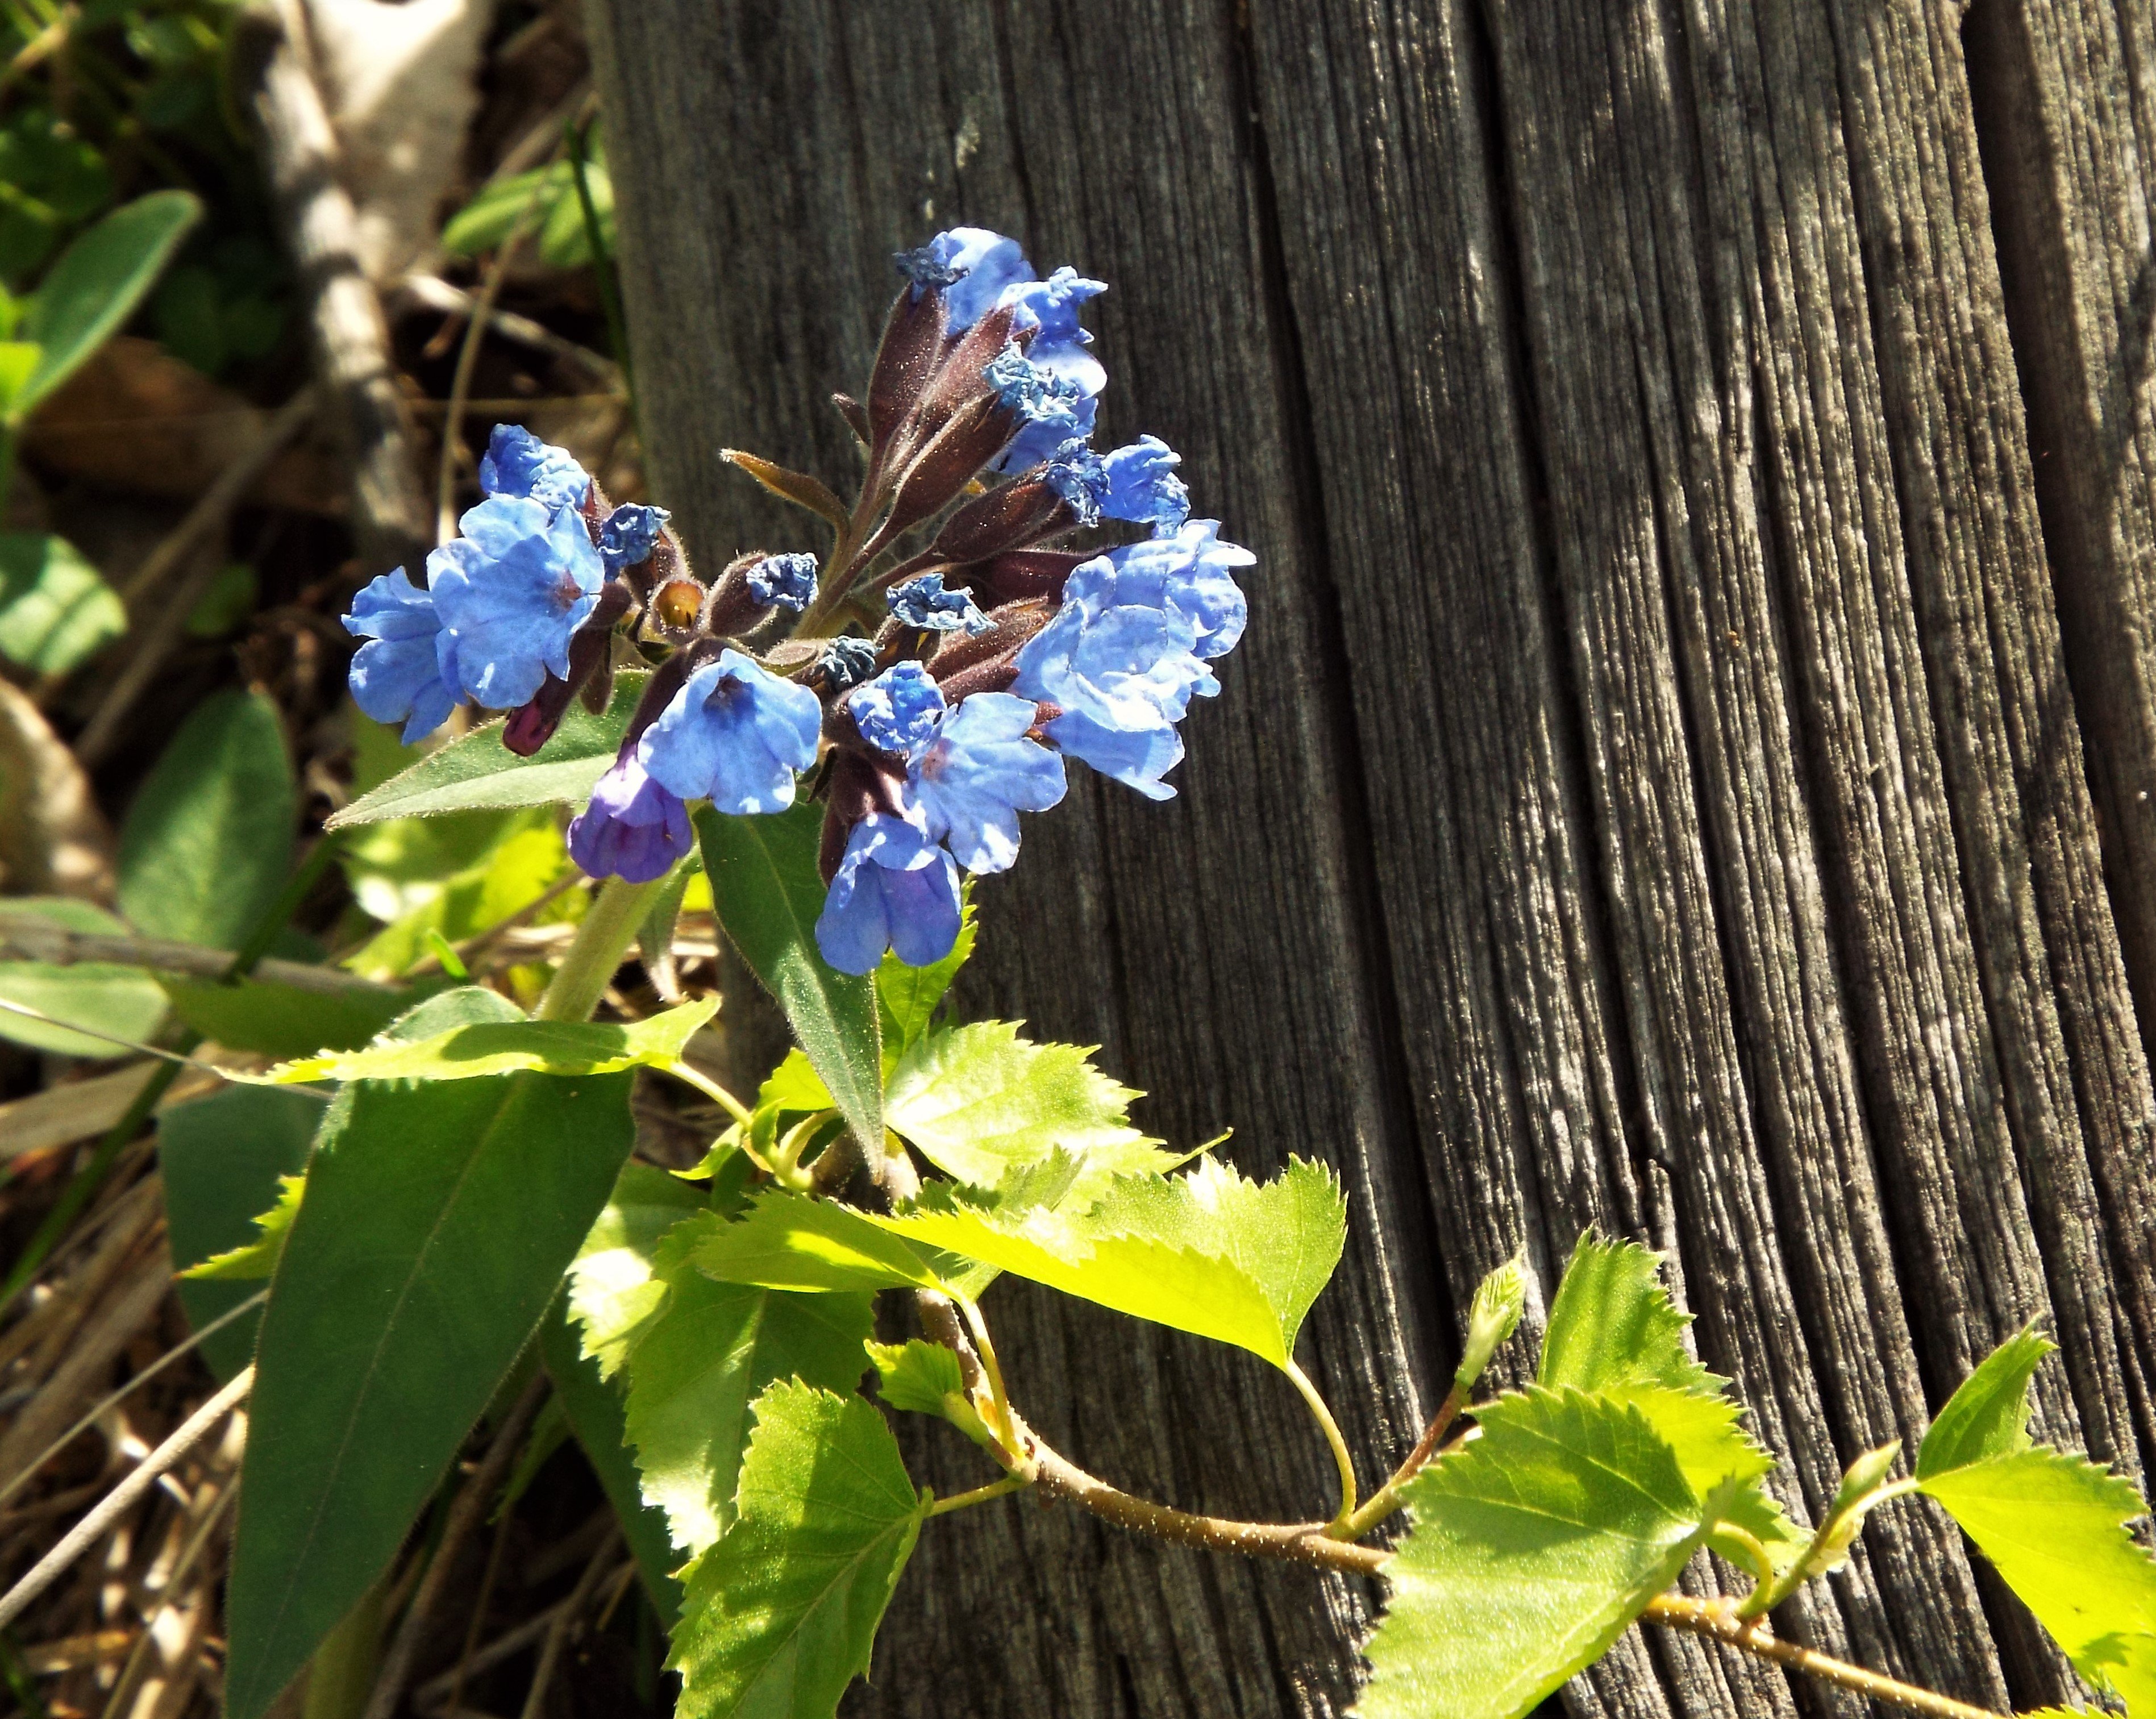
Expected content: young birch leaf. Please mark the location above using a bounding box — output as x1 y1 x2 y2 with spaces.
883 1019 1176 1196
181 1175 303 1280
686 1194 941 1296
1538 1232 1718 1397
693 802 883 1157
1356 1388 1718 1719
875 892 975 1057
1915 1322 2051 1479
1455 1255 1527 1392
225 1068 635 1719
255 996 718 1085
869 1339 998 1451
670 1382 926 1719
567 1162 710 1379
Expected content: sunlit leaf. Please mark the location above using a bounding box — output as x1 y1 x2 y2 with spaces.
0 531 123 675
253 996 717 1084
687 1193 942 1296
181 1174 302 1280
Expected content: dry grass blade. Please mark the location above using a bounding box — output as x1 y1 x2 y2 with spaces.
0 1245 174 1488
0 1065 223 1169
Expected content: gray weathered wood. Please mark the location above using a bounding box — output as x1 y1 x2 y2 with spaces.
587 1 2156 1713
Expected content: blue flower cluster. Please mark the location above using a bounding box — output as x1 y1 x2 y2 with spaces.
344 226 1252 986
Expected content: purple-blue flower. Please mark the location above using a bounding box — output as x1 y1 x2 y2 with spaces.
814 811 963 973
888 572 991 635
748 552 818 614
343 568 459 744
1097 518 1251 659
429 494 607 709
478 423 590 511
637 648 822 814
568 751 694 883
910 692 1065 873
847 662 945 760
915 227 1031 329
984 342 1100 474
598 503 669 572
1043 436 1191 534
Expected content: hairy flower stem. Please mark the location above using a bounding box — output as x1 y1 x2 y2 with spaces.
535 875 667 1023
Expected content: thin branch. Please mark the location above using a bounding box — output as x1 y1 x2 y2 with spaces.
1337 1380 1467 1539
0 1364 254 1631
515 1527 618 1719
0 916 396 998
395 275 622 388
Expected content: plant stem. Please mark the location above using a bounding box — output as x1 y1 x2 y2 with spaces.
661 1059 754 1129
1283 1361 1359 1532
535 876 665 1023
1645 1596 2005 1719
926 1475 1031 1518
1337 1380 1466 1539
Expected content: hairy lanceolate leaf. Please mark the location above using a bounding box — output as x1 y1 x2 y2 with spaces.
693 802 883 1158
224 1067 635 1719
883 1021 1175 1197
670 1383 926 1719
1355 1388 1721 1719
1916 1327 2156 1708
327 674 646 829
1538 1233 1719 1398
687 1194 942 1296
0 898 167 1056
181 1175 303 1280
875 892 975 1058
254 996 718 1085
868 1156 1346 1373
163 975 419 1060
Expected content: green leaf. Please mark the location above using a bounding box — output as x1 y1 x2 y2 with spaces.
693 802 883 1156
253 996 718 1085
868 1156 1346 1373
11 190 201 422
161 976 419 1060
1916 1322 2052 1480
568 1161 710 1380
688 1193 942 1296
327 675 646 829
883 1021 1174 1198
1538 1232 1718 1397
346 821 577 982
117 689 295 950
442 157 614 269
875 891 975 1058
181 1174 302 1280
0 896 169 1056
224 1065 636 1719
0 531 123 674
0 341 39 414
160 1085 326 1380
669 1381 925 1719
867 1338 996 1450
1355 1388 1721 1719
1455 1254 1527 1392
537 1300 682 1629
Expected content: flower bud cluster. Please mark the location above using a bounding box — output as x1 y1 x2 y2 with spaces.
343 227 1251 975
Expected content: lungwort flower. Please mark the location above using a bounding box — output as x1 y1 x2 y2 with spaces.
909 691 1065 873
747 552 818 614
638 648 822 814
847 662 946 760
429 494 608 709
1044 436 1191 534
814 811 963 974
567 751 694 883
888 572 991 635
343 569 459 744
598 503 669 572
477 423 590 511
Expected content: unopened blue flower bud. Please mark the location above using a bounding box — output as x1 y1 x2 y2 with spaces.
598 503 669 572
1043 440 1106 528
817 636 880 692
889 572 991 636
568 750 694 883
747 552 818 614
478 423 590 512
893 244 964 292
847 662 946 760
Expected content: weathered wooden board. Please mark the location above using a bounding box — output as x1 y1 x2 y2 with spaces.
586 0 2156 1713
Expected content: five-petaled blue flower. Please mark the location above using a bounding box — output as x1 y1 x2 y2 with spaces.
814 811 963 974
568 750 695 883
638 648 822 814
748 552 818 614
343 568 459 744
478 423 590 512
910 692 1065 873
847 662 945 760
429 494 607 709
1044 436 1191 534
888 571 991 635
598 503 669 572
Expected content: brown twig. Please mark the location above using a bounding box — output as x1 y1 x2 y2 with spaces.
0 914 397 998
515 1528 618 1719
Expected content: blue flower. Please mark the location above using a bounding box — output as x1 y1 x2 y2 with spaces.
1042 435 1191 534
917 227 1031 329
638 648 822 814
847 662 945 759
817 636 880 692
1095 518 1251 659
814 811 963 973
747 552 818 614
478 423 590 511
888 572 991 635
984 342 1100 474
343 568 460 744
598 503 669 571
910 692 1065 873
568 751 694 883
1042 440 1106 527
429 494 607 709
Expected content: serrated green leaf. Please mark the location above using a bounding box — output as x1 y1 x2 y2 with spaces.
1455 1254 1527 1392
868 1156 1346 1373
693 802 882 1156
867 1339 965 1418
1539 1233 1720 1398
181 1175 303 1281
760 1047 833 1113
688 1194 942 1296
254 996 717 1084
568 1162 710 1380
884 1020 1174 1197
669 1381 925 1719
1356 1387 1720 1719
1920 1446 2156 1700
1916 1322 2053 1480
327 675 647 829
0 531 124 675
1617 1385 1797 1572
224 1065 635 1719
11 189 199 422
117 689 294 950
875 892 975 1058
